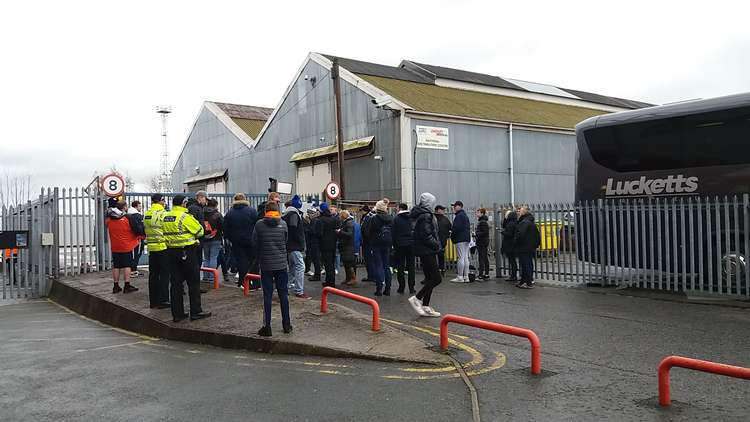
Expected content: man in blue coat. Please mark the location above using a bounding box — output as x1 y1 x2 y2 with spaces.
224 193 259 289
450 200 471 283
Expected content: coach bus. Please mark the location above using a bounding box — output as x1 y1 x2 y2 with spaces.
574 92 750 295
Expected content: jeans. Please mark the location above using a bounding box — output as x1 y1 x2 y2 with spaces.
416 254 442 306
288 251 305 295
477 245 489 277
455 242 470 279
518 252 534 283
201 240 222 281
438 239 447 272
363 245 375 279
371 246 392 291
393 245 415 292
261 269 291 328
131 241 145 272
504 252 518 280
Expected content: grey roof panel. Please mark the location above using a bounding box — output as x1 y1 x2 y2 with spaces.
322 54 434 84
405 60 525 90
213 102 274 120
559 88 653 109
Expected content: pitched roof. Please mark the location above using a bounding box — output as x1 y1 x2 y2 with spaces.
358 74 610 129
211 102 273 139
322 55 432 84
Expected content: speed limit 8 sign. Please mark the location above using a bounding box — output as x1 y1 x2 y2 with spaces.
325 181 341 200
101 173 126 197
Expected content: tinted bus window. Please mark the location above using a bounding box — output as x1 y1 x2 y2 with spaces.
584 106 750 172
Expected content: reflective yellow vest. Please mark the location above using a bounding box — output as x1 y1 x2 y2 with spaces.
163 206 204 249
144 203 167 252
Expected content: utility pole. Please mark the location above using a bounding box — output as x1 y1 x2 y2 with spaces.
331 57 346 199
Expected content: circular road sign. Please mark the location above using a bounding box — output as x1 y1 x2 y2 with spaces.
325 181 341 200
101 173 126 197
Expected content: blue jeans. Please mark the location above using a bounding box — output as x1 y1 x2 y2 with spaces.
371 246 392 291
261 269 291 328
202 240 222 281
518 252 535 283
288 251 305 295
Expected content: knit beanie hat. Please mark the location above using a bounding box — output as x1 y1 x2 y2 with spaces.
375 200 387 212
291 195 302 209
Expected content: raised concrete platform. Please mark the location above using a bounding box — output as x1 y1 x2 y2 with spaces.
49 272 449 365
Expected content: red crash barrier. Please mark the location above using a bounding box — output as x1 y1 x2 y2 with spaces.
243 273 261 296
440 314 541 375
200 267 221 290
320 287 380 332
658 355 750 407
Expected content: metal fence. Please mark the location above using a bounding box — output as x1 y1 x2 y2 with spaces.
494 195 750 298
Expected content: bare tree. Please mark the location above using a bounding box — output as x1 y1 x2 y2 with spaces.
0 172 33 208
143 174 161 193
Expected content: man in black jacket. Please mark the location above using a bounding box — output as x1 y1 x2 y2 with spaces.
392 203 415 294
475 208 491 280
408 193 443 318
368 200 393 296
435 205 452 275
224 193 259 289
316 202 339 287
304 209 321 280
282 195 309 299
514 206 541 289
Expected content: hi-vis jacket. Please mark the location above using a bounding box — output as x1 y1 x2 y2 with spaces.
163 205 204 249
144 203 167 252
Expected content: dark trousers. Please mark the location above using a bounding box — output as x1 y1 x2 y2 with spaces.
362 244 374 279
4 258 18 285
371 246 392 291
504 252 518 280
321 249 336 285
148 250 170 306
306 244 321 276
394 245 415 292
261 269 291 328
477 245 489 277
131 241 145 272
416 254 442 306
169 245 203 318
518 252 534 283
234 243 259 288
438 239 447 271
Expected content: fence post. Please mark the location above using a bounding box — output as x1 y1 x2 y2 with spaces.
494 203 502 278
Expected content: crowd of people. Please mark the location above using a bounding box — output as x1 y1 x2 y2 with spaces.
105 189 541 335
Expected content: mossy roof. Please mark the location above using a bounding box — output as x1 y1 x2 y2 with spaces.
357 74 610 129
231 118 267 139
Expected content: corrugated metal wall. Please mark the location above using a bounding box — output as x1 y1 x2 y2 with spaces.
411 118 577 207
172 60 401 201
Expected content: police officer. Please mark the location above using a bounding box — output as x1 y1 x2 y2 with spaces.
144 194 170 309
163 195 212 322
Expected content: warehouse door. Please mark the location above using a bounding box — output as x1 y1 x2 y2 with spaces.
296 162 330 195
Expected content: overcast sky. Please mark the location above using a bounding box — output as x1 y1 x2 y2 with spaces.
2 1 749 192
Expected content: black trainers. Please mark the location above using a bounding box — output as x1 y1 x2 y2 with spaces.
190 311 212 321
173 313 188 323
123 284 138 293
283 325 293 334
112 284 122 294
258 326 272 337
383 289 391 296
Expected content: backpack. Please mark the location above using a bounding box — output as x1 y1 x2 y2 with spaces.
126 214 146 237
203 220 217 239
375 219 392 246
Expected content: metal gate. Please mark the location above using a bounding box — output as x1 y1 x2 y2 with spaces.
494 195 750 298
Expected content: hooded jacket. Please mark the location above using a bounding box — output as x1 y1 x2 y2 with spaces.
392 210 414 248
476 215 490 247
224 200 258 247
106 208 140 253
451 209 471 244
282 206 305 252
410 193 441 257
252 213 288 271
436 213 452 245
336 216 356 262
501 211 518 254
514 212 541 254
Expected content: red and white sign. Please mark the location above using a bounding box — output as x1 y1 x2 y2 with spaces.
325 181 341 200
100 173 125 197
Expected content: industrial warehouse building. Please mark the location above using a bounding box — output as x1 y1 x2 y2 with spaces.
171 53 651 206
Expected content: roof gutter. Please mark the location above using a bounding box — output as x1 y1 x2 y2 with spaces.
403 110 575 135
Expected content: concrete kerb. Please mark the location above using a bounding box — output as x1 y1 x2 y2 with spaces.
47 279 447 364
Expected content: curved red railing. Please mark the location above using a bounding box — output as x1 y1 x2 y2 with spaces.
243 273 261 296
440 314 541 375
658 355 750 406
320 287 380 332
200 267 221 290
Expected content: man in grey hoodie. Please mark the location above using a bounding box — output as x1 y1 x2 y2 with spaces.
252 202 291 337
408 193 443 317
282 195 309 299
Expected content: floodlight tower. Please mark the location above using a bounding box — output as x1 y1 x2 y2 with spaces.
156 105 172 192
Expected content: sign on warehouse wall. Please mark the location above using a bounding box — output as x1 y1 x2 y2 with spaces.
416 125 449 150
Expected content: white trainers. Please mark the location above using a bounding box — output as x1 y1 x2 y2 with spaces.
305 271 314 276
450 277 468 283
422 306 441 317
408 296 426 316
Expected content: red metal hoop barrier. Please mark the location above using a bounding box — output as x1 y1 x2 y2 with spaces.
200 267 221 290
440 314 541 375
243 274 261 296
658 355 750 407
320 287 380 332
